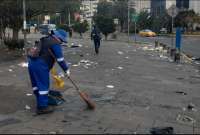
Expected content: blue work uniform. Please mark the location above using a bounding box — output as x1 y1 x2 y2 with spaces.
28 36 68 109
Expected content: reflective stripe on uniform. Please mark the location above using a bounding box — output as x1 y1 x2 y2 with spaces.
32 87 38 91
57 57 64 62
39 91 49 95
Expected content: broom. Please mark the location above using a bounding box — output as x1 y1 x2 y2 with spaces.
48 48 95 110
66 76 96 110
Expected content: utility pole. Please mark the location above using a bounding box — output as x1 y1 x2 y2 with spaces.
90 0 93 32
23 0 27 46
171 16 174 48
68 9 71 26
128 0 130 43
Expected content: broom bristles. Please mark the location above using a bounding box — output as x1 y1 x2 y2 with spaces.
79 92 96 110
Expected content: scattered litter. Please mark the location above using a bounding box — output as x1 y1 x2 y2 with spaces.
8 69 13 72
86 63 91 66
133 49 137 52
106 85 114 89
83 65 89 69
168 58 174 62
195 61 200 65
86 53 90 56
145 106 150 110
79 59 96 69
117 66 123 70
78 44 83 47
150 127 174 134
26 93 32 96
187 103 197 112
111 69 115 71
159 55 168 59
125 56 129 59
18 62 28 68
176 77 184 80
182 107 186 111
175 91 187 95
142 46 155 51
72 64 80 67
9 65 15 68
177 114 195 124
118 51 124 55
25 105 31 110
49 131 56 134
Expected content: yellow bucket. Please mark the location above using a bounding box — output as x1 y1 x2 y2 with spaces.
51 67 65 89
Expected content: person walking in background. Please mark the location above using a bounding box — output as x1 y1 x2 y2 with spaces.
91 25 102 54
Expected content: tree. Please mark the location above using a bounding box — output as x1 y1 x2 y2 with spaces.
136 11 152 31
73 20 89 38
0 0 81 41
175 10 199 32
96 1 113 18
94 15 115 40
113 1 128 32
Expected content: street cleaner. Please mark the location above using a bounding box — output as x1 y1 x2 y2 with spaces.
27 29 70 115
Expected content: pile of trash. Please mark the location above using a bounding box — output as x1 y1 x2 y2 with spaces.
72 59 98 69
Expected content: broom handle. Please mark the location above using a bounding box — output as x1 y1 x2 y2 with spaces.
48 48 81 93
67 76 81 92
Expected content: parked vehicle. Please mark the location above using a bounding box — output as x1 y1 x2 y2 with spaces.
139 29 156 37
38 24 56 35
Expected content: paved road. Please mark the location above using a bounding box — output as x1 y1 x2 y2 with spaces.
131 34 200 58
0 34 200 134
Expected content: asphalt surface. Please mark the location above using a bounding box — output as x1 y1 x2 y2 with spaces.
131 34 200 58
0 33 199 134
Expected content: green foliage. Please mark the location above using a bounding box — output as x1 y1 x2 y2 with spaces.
57 24 70 32
73 20 89 34
97 1 113 17
94 15 116 39
175 10 200 31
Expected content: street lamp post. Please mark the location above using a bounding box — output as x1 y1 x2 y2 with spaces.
23 0 27 47
128 0 130 43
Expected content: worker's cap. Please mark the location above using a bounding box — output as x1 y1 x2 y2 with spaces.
52 29 68 43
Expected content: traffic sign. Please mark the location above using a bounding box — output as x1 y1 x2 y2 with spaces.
167 5 178 18
131 14 138 22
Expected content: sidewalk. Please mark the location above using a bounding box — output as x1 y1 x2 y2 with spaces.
0 34 199 134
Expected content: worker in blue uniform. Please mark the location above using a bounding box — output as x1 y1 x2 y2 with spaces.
28 29 70 115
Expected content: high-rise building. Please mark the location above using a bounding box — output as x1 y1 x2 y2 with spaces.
176 0 189 9
151 0 176 16
133 0 151 13
189 0 200 14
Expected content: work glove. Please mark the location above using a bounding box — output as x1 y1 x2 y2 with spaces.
65 69 70 77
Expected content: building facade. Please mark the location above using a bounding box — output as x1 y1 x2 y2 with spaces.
133 0 151 13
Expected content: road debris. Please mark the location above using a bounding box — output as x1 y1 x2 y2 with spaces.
187 103 197 112
26 93 32 96
117 66 123 70
117 51 124 55
25 105 31 110
150 127 174 134
106 85 114 89
72 64 80 67
177 114 195 124
175 91 187 95
18 62 28 68
8 69 13 72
